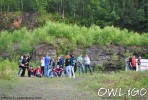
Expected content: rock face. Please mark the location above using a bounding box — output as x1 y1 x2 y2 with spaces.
0 12 37 31
1 43 147 70
32 44 148 66
32 44 56 60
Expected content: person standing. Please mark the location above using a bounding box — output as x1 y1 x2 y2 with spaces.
21 55 27 77
84 54 92 74
40 57 45 75
17 56 23 76
57 56 60 66
70 54 75 78
65 55 71 78
44 54 50 76
125 56 130 71
26 54 31 77
51 58 56 69
129 55 132 70
59 55 64 68
77 54 84 75
137 56 142 71
131 56 137 71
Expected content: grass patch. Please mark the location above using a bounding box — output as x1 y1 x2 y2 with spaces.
77 71 148 100
0 68 147 100
0 60 17 80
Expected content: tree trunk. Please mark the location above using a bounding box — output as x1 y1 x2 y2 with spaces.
82 1 84 18
0 2 2 13
20 0 23 11
73 0 76 18
60 0 62 15
62 0 64 19
7 2 9 12
57 1 59 14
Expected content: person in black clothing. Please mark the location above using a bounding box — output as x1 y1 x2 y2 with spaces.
57 57 60 66
28 66 34 77
65 56 71 78
59 55 64 68
51 58 56 69
129 55 132 70
74 62 77 72
21 55 27 77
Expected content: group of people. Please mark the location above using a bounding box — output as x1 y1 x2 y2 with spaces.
125 55 141 71
17 53 93 78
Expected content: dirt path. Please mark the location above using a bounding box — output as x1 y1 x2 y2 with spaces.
0 77 99 100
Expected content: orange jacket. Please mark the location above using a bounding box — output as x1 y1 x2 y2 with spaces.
132 58 136 67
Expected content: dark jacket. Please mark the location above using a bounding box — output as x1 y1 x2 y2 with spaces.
21 58 27 67
65 59 70 66
70 57 75 66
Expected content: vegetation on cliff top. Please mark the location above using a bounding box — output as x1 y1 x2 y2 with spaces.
0 21 148 57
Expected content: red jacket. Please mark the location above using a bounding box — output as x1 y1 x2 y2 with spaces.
54 68 63 73
132 58 136 67
35 68 43 75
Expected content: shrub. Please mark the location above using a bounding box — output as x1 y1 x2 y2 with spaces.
0 21 147 58
0 60 17 80
94 64 104 72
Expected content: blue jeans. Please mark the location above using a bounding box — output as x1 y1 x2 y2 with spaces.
47 69 53 78
65 66 71 78
78 63 84 75
17 66 22 76
85 64 92 74
71 65 75 78
36 73 41 78
44 65 50 76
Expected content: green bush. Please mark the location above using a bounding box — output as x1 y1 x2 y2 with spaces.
0 21 148 58
94 64 104 72
0 60 17 80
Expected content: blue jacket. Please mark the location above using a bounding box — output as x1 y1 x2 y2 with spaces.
45 56 50 66
59 57 64 66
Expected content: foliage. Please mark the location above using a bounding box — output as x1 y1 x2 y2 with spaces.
0 0 147 32
0 59 17 80
0 21 148 59
93 64 104 72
